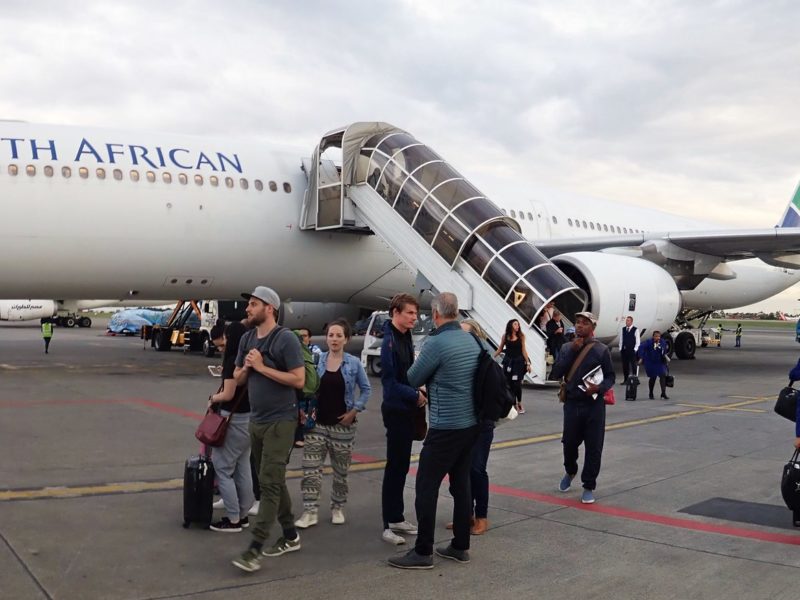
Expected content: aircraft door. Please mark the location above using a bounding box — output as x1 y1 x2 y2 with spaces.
316 159 344 229
530 201 551 240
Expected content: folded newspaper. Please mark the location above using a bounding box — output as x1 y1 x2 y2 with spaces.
578 365 604 398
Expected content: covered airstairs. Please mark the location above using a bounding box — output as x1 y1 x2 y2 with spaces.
300 122 587 383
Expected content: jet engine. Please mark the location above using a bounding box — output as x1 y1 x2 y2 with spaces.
551 252 681 343
0 300 57 321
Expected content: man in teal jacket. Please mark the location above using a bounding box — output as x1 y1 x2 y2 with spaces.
387 292 480 570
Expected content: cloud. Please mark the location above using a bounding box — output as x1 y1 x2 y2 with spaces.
1 0 799 310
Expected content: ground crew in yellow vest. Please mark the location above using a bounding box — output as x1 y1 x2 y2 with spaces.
41 318 53 354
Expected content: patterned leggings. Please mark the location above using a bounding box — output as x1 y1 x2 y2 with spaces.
300 422 357 510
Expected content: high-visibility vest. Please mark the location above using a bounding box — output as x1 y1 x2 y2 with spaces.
42 322 53 338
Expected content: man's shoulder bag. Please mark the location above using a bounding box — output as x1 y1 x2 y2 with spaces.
558 342 596 403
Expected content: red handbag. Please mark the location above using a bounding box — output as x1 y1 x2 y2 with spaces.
603 388 616 405
195 383 245 447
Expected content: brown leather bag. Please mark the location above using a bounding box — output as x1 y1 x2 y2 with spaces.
558 342 596 403
195 383 246 447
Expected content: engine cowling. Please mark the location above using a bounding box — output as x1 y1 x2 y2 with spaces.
0 300 57 321
551 252 681 343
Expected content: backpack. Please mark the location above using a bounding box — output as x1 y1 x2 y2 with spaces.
470 334 515 421
262 327 321 397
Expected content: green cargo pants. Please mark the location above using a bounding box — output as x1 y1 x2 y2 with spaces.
249 419 296 544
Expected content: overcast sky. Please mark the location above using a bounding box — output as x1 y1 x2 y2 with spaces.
2 0 799 312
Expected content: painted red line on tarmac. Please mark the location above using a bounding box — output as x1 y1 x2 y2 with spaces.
350 453 377 463
0 398 129 408
129 399 204 421
487 483 800 546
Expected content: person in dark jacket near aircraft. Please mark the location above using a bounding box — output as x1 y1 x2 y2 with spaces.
549 312 615 505
638 331 670 400
379 293 427 546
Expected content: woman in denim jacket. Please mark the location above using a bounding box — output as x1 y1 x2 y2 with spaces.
295 318 371 528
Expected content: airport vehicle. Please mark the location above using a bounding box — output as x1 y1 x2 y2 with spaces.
0 299 172 328
359 310 433 376
2 121 800 381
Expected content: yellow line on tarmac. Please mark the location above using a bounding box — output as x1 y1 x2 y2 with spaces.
676 403 766 413
0 396 773 503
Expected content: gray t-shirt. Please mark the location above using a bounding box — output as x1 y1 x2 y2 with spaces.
236 326 304 424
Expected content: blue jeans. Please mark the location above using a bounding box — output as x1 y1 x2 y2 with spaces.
470 420 495 518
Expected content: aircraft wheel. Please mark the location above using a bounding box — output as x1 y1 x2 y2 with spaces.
64 316 76 328
662 333 674 358
79 317 92 328
674 332 696 359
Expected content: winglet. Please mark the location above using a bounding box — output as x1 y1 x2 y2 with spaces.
777 182 800 227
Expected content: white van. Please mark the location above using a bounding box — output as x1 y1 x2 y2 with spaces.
360 310 433 376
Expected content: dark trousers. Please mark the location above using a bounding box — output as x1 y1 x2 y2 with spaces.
414 426 479 556
44 337 51 353
381 407 415 528
620 349 636 380
735 336 741 347
562 399 605 491
470 421 495 519
648 375 666 396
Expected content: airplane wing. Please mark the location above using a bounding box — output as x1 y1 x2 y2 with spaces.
534 227 800 268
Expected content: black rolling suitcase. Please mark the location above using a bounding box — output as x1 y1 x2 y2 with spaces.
781 449 800 527
182 454 215 528
625 367 639 401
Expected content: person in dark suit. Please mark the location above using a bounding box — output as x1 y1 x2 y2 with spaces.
545 310 566 362
618 316 640 383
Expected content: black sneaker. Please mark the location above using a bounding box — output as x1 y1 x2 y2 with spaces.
387 549 434 570
435 544 470 563
209 517 242 533
240 517 249 528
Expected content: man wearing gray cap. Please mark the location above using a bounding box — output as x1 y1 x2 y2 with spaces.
232 286 306 573
549 312 615 505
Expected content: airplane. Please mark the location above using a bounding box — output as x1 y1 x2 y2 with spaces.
2 120 800 375
0 299 173 327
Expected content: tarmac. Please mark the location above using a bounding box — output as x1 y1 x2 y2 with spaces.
1 319 799 600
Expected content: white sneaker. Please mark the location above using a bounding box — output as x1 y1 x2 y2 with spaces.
382 528 406 545
331 507 345 525
295 510 319 529
248 500 260 516
388 520 418 535
212 498 224 509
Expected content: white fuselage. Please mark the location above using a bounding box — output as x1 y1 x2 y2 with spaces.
0 121 796 312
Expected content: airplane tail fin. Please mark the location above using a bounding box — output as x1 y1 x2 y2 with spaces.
777 182 800 227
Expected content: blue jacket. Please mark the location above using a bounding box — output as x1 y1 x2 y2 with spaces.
317 352 371 412
408 320 479 430
380 319 419 413
638 338 669 377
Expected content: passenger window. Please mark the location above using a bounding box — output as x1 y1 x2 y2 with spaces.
79 167 89 179
240 178 249 190
96 168 105 180
130 170 140 181
269 180 277 192
590 222 595 230
225 177 234 188
26 165 35 176
44 165 54 177
62 166 71 178
567 218 573 226
255 179 263 191
552 216 558 224
501 208 507 215
163 172 172 183
518 211 524 220
146 171 156 182
195 174 203 186
510 209 517 218
178 173 188 185
283 182 291 193
527 212 533 220
603 224 608 232
582 220 587 228
623 227 628 233
113 168 122 180
210 175 218 187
